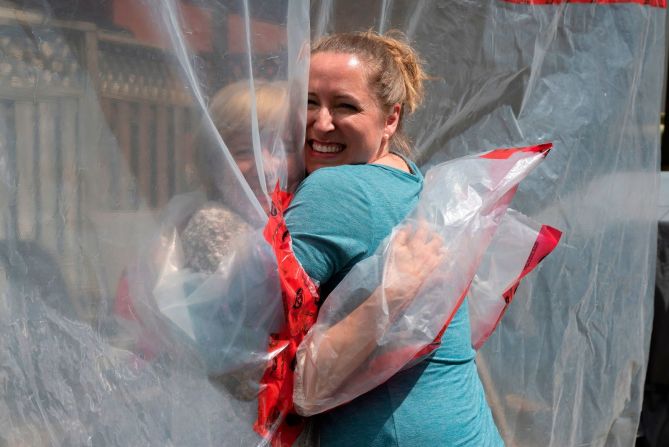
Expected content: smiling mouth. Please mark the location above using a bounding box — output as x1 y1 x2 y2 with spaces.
310 140 345 154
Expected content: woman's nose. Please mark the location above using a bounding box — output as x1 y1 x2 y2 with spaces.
312 107 335 133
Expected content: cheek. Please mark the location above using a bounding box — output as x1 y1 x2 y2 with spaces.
349 120 382 148
305 110 316 129
235 159 257 182
288 153 301 169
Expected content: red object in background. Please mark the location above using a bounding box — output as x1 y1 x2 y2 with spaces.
114 270 135 320
114 270 160 361
111 0 287 54
112 0 213 52
227 14 286 54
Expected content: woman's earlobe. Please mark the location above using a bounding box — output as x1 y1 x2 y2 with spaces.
385 104 402 135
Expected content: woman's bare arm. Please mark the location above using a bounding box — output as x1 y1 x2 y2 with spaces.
295 222 444 412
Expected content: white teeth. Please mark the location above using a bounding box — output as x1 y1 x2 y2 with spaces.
312 142 344 153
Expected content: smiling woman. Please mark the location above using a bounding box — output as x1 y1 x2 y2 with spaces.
303 32 426 174
286 31 504 447
305 52 400 172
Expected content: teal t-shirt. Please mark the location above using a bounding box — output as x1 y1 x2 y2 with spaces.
285 160 503 446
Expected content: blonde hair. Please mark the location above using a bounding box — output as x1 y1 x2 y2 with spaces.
208 80 288 141
195 80 288 199
312 30 428 155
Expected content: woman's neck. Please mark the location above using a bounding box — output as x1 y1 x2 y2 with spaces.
372 152 411 173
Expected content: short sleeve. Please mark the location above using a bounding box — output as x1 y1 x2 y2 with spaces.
285 168 374 286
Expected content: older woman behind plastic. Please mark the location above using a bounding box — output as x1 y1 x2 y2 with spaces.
183 80 307 399
117 80 300 403
285 31 504 446
184 80 302 273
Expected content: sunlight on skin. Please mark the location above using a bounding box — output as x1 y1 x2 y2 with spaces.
347 56 361 68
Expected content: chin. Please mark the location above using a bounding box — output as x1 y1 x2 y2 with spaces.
304 156 316 174
305 155 344 174
306 161 329 174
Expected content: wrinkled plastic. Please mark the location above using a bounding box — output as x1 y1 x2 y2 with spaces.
294 145 555 416
0 1 663 446
469 208 562 350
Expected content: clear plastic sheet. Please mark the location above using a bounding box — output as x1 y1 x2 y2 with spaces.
293 146 554 416
0 1 664 446
469 208 562 350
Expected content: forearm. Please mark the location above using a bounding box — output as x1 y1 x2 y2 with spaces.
296 282 413 410
294 223 443 414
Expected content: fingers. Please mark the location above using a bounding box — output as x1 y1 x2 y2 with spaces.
424 229 443 249
393 225 411 247
389 220 445 269
407 221 442 251
393 222 439 247
426 236 444 259
412 221 430 245
428 245 446 271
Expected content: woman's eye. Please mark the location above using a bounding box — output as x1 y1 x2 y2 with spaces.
233 148 254 159
338 103 358 112
307 99 318 107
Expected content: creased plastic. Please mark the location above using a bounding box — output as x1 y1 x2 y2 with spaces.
0 1 663 446
469 209 562 350
293 145 554 416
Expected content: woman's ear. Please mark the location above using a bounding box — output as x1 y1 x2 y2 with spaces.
384 103 402 137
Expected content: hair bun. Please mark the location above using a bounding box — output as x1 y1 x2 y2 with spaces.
375 30 426 114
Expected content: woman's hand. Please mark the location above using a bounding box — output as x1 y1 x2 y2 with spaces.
384 221 445 319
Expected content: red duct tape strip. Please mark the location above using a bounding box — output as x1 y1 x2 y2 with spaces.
473 224 562 350
416 144 551 356
503 0 665 7
254 183 320 447
417 143 555 356
412 284 472 360
481 142 552 159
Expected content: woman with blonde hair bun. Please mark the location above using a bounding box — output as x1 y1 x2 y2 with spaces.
284 31 504 445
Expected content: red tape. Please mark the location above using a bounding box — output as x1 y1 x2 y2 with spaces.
254 183 320 447
473 224 562 350
503 0 666 7
481 143 552 159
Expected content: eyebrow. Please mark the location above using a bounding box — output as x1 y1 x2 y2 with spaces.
334 94 359 103
307 92 360 103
